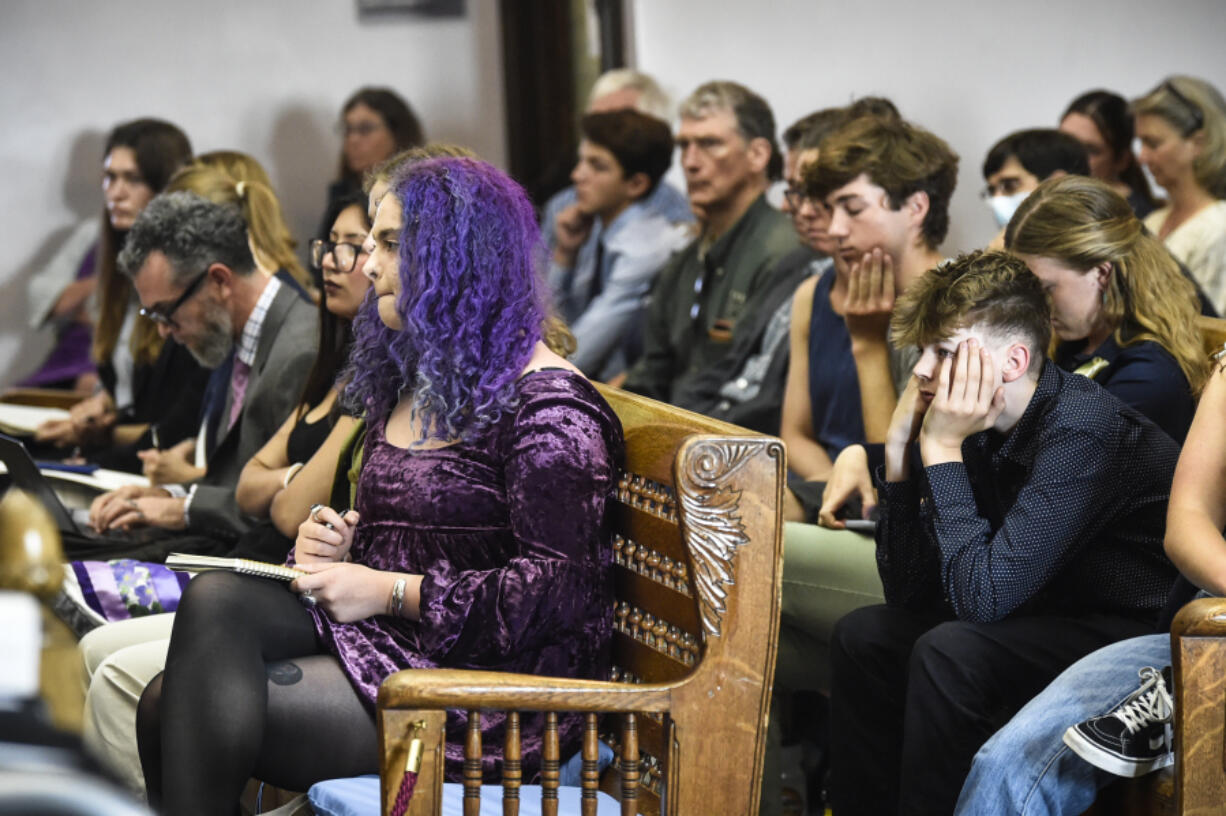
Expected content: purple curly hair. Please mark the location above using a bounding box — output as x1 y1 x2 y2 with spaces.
342 157 547 440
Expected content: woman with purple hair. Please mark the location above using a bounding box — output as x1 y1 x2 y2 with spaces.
134 157 624 814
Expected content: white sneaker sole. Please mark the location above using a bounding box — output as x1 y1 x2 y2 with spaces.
1062 726 1174 778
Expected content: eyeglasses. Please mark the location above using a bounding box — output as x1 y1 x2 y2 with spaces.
337 121 386 139
783 184 823 211
310 239 366 273
1162 80 1204 135
138 271 208 330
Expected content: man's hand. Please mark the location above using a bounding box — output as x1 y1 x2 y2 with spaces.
818 445 878 529
89 485 183 531
294 506 361 565
552 204 594 268
138 439 203 485
291 562 396 623
919 339 1005 466
843 248 895 342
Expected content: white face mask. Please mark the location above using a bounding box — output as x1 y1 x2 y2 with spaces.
989 191 1030 228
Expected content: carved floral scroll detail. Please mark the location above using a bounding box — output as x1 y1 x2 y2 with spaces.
676 440 761 637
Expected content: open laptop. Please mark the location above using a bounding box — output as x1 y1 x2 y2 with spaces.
0 433 158 543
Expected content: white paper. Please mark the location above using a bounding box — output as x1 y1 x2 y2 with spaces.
0 404 70 436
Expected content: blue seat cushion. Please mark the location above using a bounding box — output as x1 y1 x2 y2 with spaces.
309 779 621 816
308 741 618 816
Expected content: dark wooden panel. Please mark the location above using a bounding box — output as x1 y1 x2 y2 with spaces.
614 568 701 637
612 631 694 685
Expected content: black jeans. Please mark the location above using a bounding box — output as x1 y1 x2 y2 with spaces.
828 604 1154 816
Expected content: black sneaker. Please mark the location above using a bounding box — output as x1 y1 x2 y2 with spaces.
1062 666 1174 777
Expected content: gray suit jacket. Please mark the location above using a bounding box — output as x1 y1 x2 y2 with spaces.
188 284 319 540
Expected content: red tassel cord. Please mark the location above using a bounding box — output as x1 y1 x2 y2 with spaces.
391 736 424 816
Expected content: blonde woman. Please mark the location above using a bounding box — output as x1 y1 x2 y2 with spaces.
1006 174 1209 442
1132 76 1226 312
168 152 314 296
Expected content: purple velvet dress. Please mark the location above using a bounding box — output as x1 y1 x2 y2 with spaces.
308 369 624 780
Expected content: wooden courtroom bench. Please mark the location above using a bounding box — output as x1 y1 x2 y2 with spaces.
374 384 785 815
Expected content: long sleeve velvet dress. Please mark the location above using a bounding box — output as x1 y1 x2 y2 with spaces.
305 369 624 780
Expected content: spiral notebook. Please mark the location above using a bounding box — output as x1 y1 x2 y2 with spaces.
164 553 305 582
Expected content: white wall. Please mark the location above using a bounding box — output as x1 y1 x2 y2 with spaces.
633 0 1226 252
0 0 505 385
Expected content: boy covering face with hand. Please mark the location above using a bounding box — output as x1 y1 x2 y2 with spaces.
827 250 1180 816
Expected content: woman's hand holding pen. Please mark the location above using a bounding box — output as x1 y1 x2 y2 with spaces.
138 438 203 485
295 504 360 565
35 391 116 446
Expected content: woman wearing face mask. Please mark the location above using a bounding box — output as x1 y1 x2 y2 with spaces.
1060 89 1160 219
133 156 623 815
1006 174 1208 442
316 87 424 242
34 119 202 470
1132 76 1226 314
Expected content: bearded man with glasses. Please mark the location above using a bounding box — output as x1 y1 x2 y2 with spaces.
87 191 319 541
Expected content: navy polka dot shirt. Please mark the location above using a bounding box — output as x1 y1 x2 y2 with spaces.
877 361 1180 625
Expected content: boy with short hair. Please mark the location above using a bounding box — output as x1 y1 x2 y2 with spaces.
549 109 688 379
829 250 1179 816
981 128 1089 236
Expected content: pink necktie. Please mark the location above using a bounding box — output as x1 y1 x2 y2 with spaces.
227 359 251 431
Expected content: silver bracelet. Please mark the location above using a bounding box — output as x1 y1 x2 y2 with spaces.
282 462 305 489
389 578 407 617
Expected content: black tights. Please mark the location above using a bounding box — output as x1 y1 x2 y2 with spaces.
136 572 378 815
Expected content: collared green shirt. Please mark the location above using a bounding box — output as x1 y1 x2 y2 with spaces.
624 193 799 403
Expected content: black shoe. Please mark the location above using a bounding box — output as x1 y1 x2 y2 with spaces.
1062 666 1174 777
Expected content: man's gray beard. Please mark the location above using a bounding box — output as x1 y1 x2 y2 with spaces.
188 300 235 369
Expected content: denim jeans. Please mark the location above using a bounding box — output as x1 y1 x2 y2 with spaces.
954 633 1171 816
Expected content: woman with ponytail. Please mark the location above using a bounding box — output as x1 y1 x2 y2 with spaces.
168 152 314 297
1005 173 1208 442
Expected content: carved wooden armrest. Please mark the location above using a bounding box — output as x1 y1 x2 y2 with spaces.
378 670 670 816
378 668 672 713
1166 596 1226 815
1171 597 1226 637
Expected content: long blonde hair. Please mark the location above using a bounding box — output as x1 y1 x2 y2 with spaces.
1006 174 1209 393
167 153 311 292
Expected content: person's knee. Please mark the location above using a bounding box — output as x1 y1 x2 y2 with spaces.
832 604 895 657
80 623 120 680
175 571 251 635
909 620 988 686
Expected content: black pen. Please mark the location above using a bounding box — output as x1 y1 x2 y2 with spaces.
150 425 161 451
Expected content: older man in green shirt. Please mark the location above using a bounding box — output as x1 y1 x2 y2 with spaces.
623 80 799 403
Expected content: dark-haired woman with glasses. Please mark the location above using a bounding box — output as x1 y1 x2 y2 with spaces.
1133 76 1226 312
233 194 371 522
316 87 424 242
